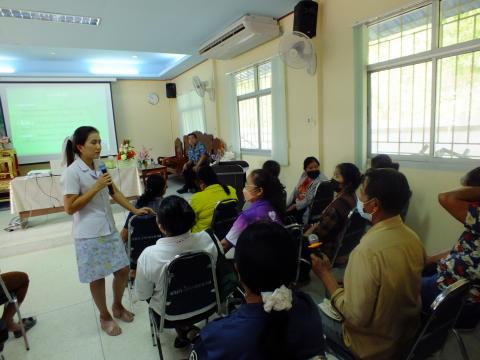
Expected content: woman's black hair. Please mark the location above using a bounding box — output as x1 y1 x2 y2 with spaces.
371 154 399 170
137 174 166 208
65 126 99 166
156 195 195 236
262 160 281 178
235 221 297 359
336 163 362 193
250 169 285 219
462 167 480 186
303 156 320 171
196 166 231 195
363 168 412 215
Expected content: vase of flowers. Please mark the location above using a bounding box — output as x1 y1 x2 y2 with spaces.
117 139 136 168
137 146 152 169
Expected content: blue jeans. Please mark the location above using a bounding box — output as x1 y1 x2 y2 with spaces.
421 273 442 311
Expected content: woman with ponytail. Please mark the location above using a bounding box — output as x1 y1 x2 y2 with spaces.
220 169 285 252
63 126 152 336
190 221 326 359
190 165 237 233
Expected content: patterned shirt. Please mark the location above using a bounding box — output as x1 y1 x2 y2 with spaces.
187 142 207 164
437 202 480 303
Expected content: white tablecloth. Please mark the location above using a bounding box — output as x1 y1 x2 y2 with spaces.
10 166 141 214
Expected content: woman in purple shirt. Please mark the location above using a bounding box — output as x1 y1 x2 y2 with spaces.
221 169 285 252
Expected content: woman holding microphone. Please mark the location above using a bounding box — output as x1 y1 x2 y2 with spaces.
63 126 151 336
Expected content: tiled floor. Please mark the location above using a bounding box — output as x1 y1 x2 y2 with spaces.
0 176 479 360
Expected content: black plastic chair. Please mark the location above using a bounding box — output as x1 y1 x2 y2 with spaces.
127 214 162 307
212 164 247 209
148 251 221 360
210 198 239 240
308 181 334 224
405 278 471 360
0 274 29 351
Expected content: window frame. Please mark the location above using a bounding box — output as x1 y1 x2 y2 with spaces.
366 0 480 167
235 61 273 155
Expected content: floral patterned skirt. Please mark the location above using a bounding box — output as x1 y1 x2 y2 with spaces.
74 231 129 283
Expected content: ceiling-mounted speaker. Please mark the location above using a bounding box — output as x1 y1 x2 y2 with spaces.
166 83 176 98
293 0 318 39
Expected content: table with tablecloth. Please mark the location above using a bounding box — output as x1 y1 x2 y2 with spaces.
10 166 141 220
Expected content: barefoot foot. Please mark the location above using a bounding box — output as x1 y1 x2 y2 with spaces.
112 306 134 323
100 318 122 336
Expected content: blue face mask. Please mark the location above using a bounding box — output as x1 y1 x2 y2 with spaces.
357 198 373 222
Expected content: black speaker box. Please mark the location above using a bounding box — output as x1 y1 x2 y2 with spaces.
293 0 318 38
166 83 176 98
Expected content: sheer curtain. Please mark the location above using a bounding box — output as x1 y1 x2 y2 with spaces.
177 90 206 136
227 73 241 157
271 56 288 165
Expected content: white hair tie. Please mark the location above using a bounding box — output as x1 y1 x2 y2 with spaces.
261 285 293 313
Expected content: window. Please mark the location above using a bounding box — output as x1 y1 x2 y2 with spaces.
235 62 272 152
177 90 205 136
367 0 480 160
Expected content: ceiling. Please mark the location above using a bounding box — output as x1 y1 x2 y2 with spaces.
0 0 297 79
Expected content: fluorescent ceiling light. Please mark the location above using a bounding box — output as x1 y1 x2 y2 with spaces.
90 66 139 76
0 66 15 73
0 8 100 26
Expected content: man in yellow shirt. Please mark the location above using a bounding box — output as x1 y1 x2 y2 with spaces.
190 166 237 233
312 168 425 360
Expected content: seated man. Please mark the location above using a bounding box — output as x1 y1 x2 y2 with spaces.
135 195 219 348
177 132 208 194
312 169 425 360
422 167 480 324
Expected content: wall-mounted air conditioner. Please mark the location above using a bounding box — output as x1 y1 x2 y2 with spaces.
198 15 280 60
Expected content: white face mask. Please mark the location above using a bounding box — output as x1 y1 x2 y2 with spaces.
357 198 374 222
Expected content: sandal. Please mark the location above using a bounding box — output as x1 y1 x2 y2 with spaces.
113 308 134 323
100 318 122 336
13 317 37 338
174 336 190 348
173 325 200 348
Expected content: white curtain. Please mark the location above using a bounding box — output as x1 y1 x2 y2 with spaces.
176 90 206 136
227 73 241 157
271 56 288 166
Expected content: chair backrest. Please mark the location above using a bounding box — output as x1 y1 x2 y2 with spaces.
330 209 356 264
127 214 162 266
184 131 214 155
333 209 368 262
211 198 239 240
212 164 247 209
308 181 334 224
285 223 304 285
174 138 184 158
161 251 220 322
405 279 471 360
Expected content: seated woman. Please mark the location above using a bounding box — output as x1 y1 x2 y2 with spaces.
221 169 284 252
422 167 480 323
305 163 361 259
1 271 36 338
120 174 167 243
370 154 399 170
287 156 328 224
191 221 326 359
135 195 219 348
190 166 237 233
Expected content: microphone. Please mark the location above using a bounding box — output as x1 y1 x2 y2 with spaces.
99 163 114 195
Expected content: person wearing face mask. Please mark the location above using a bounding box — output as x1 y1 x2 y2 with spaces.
311 168 425 360
304 163 361 258
286 157 328 224
220 169 284 253
190 166 238 233
135 195 219 349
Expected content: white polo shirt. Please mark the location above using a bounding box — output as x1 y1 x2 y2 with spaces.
63 158 116 239
135 231 219 320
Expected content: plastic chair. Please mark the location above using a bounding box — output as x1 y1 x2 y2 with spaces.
405 278 471 360
127 214 162 307
212 164 247 209
308 181 334 224
0 274 29 351
210 198 239 240
148 251 221 360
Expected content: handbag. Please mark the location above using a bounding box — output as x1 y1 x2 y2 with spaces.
205 229 239 301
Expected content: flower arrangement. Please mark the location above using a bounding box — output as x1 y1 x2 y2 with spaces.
0 136 12 150
137 146 152 167
117 139 136 160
